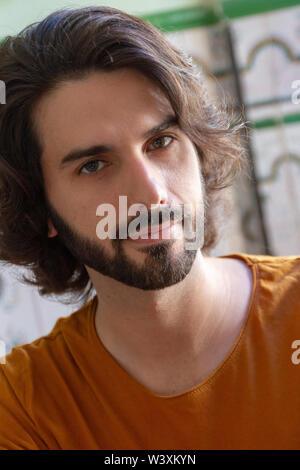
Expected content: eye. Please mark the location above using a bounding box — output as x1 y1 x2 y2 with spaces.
148 135 174 151
78 135 175 175
78 159 106 175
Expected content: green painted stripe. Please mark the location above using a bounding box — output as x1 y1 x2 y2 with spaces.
222 0 300 19
140 1 300 31
250 113 300 129
140 5 220 32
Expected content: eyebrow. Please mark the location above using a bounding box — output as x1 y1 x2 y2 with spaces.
59 113 179 169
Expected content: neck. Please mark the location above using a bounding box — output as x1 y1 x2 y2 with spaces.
91 251 234 366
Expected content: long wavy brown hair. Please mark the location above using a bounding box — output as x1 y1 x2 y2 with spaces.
0 6 249 305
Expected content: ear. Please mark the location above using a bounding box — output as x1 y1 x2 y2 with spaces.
48 218 58 238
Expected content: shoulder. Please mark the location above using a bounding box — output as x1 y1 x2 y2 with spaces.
0 295 96 392
244 253 300 290
0 296 97 450
245 254 300 316
219 252 300 313
220 252 300 281
244 253 300 269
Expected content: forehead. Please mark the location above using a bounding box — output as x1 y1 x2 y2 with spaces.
32 68 174 164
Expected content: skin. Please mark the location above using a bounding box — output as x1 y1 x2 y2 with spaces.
33 68 253 396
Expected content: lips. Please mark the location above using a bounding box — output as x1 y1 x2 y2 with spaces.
135 220 175 239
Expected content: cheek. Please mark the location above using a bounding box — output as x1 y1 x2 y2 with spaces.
179 147 202 187
75 194 124 240
47 181 95 232
189 150 203 189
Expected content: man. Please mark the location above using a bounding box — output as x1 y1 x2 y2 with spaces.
0 7 299 450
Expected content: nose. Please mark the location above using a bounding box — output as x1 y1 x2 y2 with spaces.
124 149 169 211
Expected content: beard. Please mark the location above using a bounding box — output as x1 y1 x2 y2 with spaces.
46 200 205 291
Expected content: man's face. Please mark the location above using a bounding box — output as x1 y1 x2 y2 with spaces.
33 68 205 290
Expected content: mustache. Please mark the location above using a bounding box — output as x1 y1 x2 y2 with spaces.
116 204 188 240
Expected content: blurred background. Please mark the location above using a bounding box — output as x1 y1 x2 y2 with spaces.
0 0 300 354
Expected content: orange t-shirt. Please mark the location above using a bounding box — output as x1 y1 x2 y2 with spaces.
0 253 300 450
